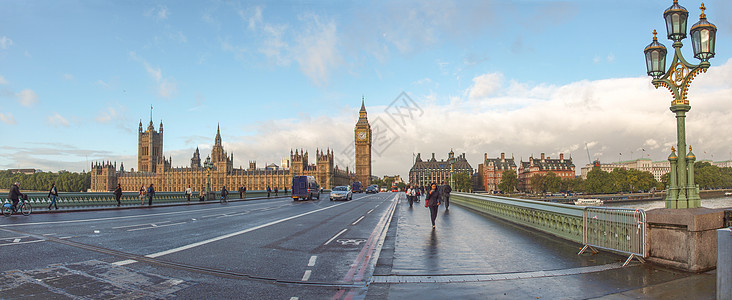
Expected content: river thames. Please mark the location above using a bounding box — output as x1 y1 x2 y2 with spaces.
604 197 732 210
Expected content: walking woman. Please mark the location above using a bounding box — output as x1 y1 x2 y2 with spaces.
139 185 146 205
425 182 441 228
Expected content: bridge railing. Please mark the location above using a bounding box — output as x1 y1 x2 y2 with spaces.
451 193 646 265
0 190 275 208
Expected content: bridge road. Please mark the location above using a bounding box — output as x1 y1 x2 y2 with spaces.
0 192 398 299
366 194 716 300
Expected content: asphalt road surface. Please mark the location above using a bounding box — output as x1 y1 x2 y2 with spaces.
0 192 397 299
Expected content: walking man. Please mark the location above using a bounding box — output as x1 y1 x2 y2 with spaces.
239 186 244 199
267 186 271 198
441 181 452 210
185 185 192 203
147 183 155 206
48 182 60 210
113 183 122 207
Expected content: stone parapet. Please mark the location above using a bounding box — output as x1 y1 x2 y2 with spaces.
646 208 725 272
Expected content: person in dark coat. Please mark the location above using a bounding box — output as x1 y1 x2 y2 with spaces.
113 183 123 207
147 184 155 206
441 181 452 210
239 186 244 199
9 182 22 212
425 182 441 228
267 186 271 198
274 187 278 196
221 186 228 201
48 182 60 210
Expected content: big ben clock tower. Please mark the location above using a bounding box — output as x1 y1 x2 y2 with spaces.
355 97 372 186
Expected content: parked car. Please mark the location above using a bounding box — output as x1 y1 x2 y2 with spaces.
330 185 353 201
365 186 378 194
292 175 320 201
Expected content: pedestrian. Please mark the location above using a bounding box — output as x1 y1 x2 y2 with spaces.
441 181 452 210
221 185 228 201
147 183 155 206
406 184 415 207
48 182 60 210
113 183 122 207
199 186 206 201
139 185 146 205
425 182 441 228
274 187 278 196
284 187 288 195
9 182 22 212
267 186 271 198
185 185 192 203
243 186 247 198
239 186 244 199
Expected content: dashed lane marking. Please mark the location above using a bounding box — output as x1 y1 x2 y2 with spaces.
324 229 348 246
12 238 20 243
126 222 187 232
308 255 317 267
351 216 365 225
301 270 312 281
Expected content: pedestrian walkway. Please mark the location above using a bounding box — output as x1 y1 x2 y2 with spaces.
367 195 716 299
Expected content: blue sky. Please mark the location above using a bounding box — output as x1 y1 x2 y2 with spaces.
1 0 732 178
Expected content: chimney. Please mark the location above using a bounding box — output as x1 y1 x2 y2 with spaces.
484 153 487 161
432 153 435 160
541 153 545 161
560 153 564 162
501 152 505 160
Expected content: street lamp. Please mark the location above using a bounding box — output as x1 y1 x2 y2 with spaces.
644 1 716 209
204 156 213 193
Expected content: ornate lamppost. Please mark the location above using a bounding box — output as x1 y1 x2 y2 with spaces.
204 156 213 193
644 1 716 208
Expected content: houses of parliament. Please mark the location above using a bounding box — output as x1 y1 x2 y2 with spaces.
90 101 373 192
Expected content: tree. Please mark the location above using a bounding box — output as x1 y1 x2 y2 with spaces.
450 171 472 192
545 172 561 193
586 167 613 194
529 174 547 194
498 169 518 193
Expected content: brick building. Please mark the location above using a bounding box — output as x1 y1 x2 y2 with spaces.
477 152 517 192
518 153 575 192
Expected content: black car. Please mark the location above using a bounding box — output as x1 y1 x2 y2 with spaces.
365 186 378 194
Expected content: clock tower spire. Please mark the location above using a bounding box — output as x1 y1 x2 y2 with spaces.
355 96 372 186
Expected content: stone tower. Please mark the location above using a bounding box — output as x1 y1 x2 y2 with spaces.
210 124 233 173
354 97 372 185
190 147 201 169
138 118 163 173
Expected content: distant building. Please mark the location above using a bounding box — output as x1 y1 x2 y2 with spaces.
715 160 732 168
579 158 669 182
477 152 517 192
6 169 38 175
409 150 473 188
518 153 575 192
90 118 353 192
382 175 404 184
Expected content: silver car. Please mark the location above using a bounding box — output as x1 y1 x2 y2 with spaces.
330 185 352 201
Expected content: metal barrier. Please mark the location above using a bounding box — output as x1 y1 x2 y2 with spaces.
579 207 646 266
451 193 647 267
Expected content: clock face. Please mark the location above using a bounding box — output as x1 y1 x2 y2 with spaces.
358 131 366 140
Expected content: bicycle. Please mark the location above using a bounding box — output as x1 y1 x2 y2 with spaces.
3 194 32 217
220 195 228 204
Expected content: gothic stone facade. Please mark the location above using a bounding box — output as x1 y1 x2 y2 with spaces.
354 98 372 186
91 121 353 192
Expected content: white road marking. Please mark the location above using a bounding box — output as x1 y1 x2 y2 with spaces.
301 270 312 281
324 229 348 246
367 209 374 214
93 230 100 234
113 201 353 266
0 236 71 247
351 216 365 225
12 238 20 243
308 255 317 267
112 221 171 230
126 222 187 232
290 297 299 300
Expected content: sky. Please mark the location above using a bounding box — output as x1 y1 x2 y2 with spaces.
1 0 732 179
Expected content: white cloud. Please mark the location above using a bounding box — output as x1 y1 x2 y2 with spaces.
0 111 15 125
145 5 168 20
0 75 7 85
47 113 70 127
292 14 343 86
467 72 504 100
62 73 75 81
0 36 12 49
16 89 38 107
130 52 177 99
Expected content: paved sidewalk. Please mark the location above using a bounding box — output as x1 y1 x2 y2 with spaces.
367 195 716 299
